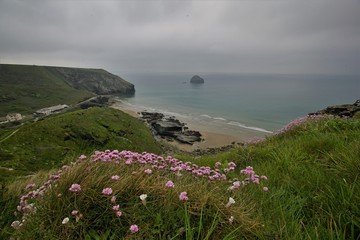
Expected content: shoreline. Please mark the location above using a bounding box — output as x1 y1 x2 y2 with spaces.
111 101 267 152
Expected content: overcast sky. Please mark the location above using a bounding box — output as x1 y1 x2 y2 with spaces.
0 0 359 74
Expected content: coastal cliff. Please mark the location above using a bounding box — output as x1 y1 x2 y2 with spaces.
0 64 135 114
44 66 135 95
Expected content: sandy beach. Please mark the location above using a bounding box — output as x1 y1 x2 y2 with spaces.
111 102 262 152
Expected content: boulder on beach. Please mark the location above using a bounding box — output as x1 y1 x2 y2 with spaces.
190 75 204 84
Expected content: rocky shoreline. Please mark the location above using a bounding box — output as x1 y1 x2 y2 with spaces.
310 99 360 118
139 112 202 145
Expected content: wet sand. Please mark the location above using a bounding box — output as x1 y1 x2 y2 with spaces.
111 103 254 152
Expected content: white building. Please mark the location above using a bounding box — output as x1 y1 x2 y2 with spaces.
34 104 69 116
6 113 22 122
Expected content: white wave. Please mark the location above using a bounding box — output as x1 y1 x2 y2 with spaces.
227 121 273 133
213 117 227 121
200 114 226 121
163 110 190 119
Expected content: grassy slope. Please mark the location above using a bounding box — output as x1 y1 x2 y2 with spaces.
0 64 94 114
1 116 359 239
0 107 161 181
172 117 360 239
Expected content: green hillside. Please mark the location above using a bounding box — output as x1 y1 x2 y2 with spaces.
0 64 95 114
0 107 161 181
1 115 359 239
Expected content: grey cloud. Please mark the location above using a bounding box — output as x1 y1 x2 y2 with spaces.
0 0 359 74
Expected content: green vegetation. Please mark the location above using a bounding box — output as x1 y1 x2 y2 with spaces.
1 116 359 239
0 64 94 115
4 156 260 239
0 107 161 182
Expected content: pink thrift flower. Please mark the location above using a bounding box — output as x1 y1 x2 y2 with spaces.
116 211 122 217
69 184 81 192
111 196 116 203
129 224 139 233
62 165 70 170
263 187 269 192
71 210 78 216
111 175 120 181
228 162 236 168
261 175 268 180
179 192 188 201
25 183 36 189
112 205 120 211
233 181 241 189
215 162 222 167
165 180 175 188
102 187 113 196
144 169 152 174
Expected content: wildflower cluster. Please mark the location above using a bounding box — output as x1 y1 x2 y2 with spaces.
129 224 139 233
12 154 88 230
179 192 189 201
275 114 331 135
226 166 268 192
11 149 269 236
165 180 175 188
246 114 331 145
102 187 113 196
69 183 81 192
90 150 234 181
111 175 120 181
238 166 268 191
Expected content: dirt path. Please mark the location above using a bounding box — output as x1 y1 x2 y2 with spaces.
0 129 19 143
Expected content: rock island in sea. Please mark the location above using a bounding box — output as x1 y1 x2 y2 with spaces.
190 75 205 84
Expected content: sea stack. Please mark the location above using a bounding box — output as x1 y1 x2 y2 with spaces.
190 75 205 84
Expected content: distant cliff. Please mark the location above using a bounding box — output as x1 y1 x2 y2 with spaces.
44 66 135 95
0 64 134 114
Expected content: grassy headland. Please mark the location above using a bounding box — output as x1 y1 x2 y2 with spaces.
0 107 161 182
0 64 94 114
1 114 359 239
0 63 134 116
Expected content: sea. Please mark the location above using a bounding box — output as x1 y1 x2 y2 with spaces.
114 72 359 140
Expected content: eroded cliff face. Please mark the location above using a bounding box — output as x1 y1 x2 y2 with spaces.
45 66 135 95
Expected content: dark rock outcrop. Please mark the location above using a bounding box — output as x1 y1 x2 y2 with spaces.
190 75 204 84
176 130 202 144
45 66 135 95
310 99 360 118
140 112 202 144
153 120 183 136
